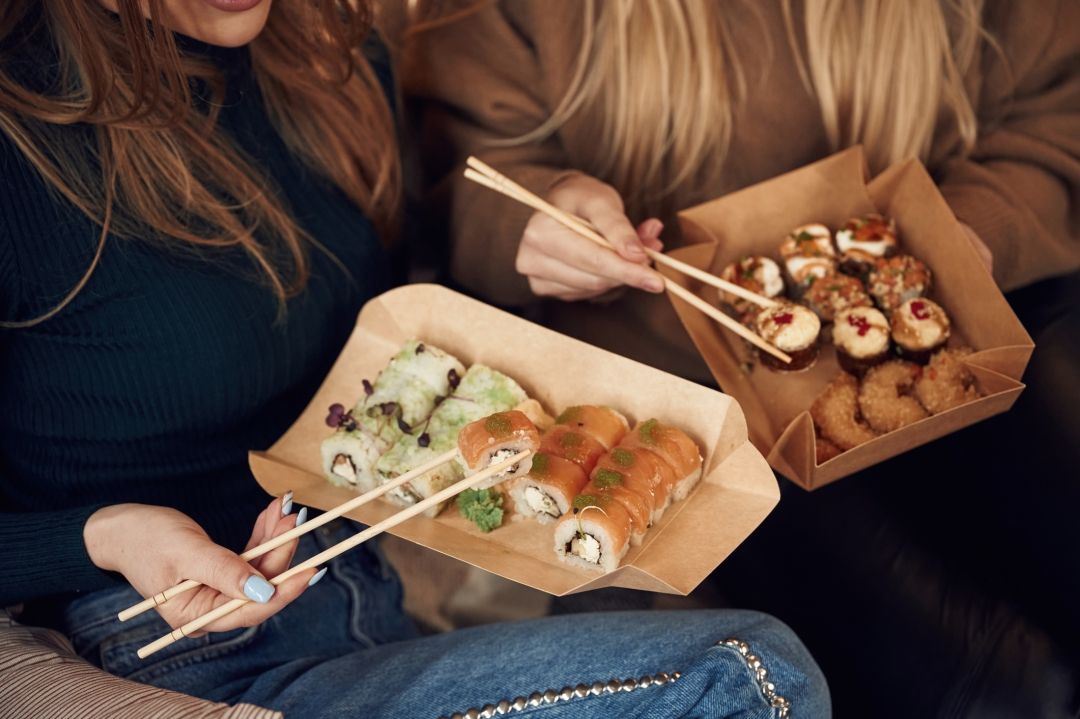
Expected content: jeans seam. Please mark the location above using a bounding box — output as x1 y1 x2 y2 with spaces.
435 669 683 719
122 622 264 683
714 639 792 719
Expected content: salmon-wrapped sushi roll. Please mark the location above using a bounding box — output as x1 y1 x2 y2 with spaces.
510 451 588 523
594 447 676 522
540 425 606 472
622 419 704 501
581 478 650 545
457 410 540 489
554 494 632 573
553 405 629 450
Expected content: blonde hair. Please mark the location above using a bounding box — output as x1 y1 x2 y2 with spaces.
0 0 399 328
511 0 986 218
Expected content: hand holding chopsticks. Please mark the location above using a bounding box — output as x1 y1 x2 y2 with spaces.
117 448 461 623
136 449 531 659
463 157 791 364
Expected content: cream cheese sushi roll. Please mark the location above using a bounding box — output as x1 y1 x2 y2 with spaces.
390 340 467 395
510 451 588 523
457 410 540 489
554 494 632 573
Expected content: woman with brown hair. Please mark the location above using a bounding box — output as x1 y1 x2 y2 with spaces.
0 1 830 716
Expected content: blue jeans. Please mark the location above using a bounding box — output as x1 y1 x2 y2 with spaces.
60 520 830 718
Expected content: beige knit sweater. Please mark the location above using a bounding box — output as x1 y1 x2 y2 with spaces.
406 0 1079 381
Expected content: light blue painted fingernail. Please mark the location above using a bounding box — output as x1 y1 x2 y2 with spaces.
308 568 327 587
243 575 275 604
294 506 308 527
281 491 294 516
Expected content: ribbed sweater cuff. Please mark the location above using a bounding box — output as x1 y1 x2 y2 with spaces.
2 505 123 606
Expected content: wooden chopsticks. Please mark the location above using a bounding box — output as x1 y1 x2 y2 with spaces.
118 448 459 623
137 449 531 659
463 157 791 365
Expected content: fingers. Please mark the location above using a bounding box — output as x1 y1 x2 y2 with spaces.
578 197 648 264
250 511 303 578
200 568 316 634
637 219 665 251
176 539 275 606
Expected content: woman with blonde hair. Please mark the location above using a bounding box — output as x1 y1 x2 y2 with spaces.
0 1 831 716
407 1 1080 715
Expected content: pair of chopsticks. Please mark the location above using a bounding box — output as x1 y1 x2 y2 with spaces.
128 448 529 659
463 157 792 365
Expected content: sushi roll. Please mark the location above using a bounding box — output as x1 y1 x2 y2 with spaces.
391 340 467 395
717 256 785 324
376 364 529 514
835 214 899 277
890 298 951 364
554 494 632 573
867 254 931 315
801 272 872 323
539 425 607 472
593 446 675 523
580 477 651 546
456 410 540 489
621 419 703 502
833 306 891 376
514 398 556 432
754 301 822 372
779 224 837 295
553 405 630 450
510 451 588 523
320 427 386 491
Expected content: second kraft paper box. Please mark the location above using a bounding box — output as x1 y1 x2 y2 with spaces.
663 147 1033 490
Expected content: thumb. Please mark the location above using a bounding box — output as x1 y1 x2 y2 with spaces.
180 540 276 605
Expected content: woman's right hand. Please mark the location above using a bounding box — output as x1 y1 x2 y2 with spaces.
84 498 316 635
516 174 667 301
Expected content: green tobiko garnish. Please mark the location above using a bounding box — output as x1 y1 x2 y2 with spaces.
593 468 624 488
559 431 584 448
529 452 550 476
611 448 635 467
555 406 581 424
484 413 513 438
573 494 603 511
638 419 660 445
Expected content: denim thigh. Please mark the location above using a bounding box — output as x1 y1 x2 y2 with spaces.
60 520 416 699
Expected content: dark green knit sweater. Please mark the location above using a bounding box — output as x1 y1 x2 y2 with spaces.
0 37 395 606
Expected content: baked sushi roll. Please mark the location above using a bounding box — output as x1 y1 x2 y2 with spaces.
801 272 872 323
510 451 588 523
754 302 822 371
890 298 951 364
835 214 898 277
779 224 837 295
553 405 629 450
554 494 632 573
867 254 931 315
717 256 785 324
832 306 891 376
621 419 703 502
457 410 540 489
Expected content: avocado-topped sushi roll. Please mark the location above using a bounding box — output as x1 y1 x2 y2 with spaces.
891 298 951 364
833 306 891 376
510 451 588 523
376 364 528 514
717 256 785 324
320 416 386 491
867 254 931 314
392 340 467 395
835 214 898 277
554 494 632 573
754 301 822 371
779 224 837 295
553 405 629 450
801 272 872 323
457 410 540 489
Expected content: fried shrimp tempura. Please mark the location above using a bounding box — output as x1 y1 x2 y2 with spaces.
915 349 980 414
810 373 879 450
815 434 843 464
858 360 928 433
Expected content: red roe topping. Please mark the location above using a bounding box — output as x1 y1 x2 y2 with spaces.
847 313 871 336
773 312 794 326
910 301 930 320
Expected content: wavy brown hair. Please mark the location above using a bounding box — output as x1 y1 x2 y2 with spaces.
0 0 400 327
